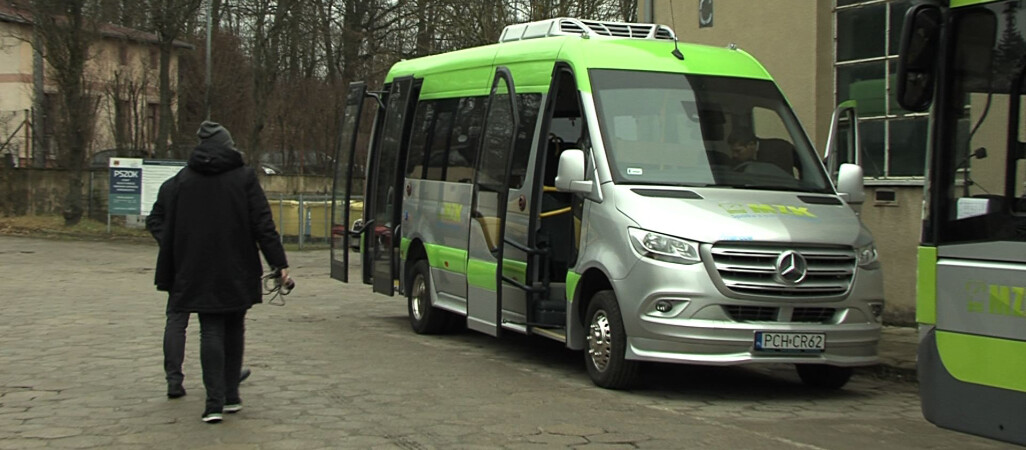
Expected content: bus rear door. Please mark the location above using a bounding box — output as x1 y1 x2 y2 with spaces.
366 77 419 296
330 82 367 283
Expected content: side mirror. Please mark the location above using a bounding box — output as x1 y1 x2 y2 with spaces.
837 163 866 204
896 4 942 112
555 149 592 194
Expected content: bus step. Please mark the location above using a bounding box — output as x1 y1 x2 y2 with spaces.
533 299 566 326
530 326 567 343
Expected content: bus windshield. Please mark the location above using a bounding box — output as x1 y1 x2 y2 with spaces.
590 69 831 193
937 2 1026 244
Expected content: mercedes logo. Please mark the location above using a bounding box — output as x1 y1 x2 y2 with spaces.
774 250 808 285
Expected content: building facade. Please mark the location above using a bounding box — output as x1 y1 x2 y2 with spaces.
0 5 190 168
641 0 922 322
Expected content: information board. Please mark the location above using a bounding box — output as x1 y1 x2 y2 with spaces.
108 157 186 217
108 158 143 215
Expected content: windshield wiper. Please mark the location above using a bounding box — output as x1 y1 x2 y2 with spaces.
622 181 712 188
721 184 826 194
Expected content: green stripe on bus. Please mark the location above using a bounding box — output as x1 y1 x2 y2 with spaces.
938 330 1026 392
425 243 468 274
566 271 581 303
467 258 496 290
465 257 529 289
950 0 998 7
917 246 938 325
400 237 411 260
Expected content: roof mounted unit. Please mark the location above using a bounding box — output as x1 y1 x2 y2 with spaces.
499 18 676 43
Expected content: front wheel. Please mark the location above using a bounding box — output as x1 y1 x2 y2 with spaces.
407 260 450 334
795 364 853 389
584 290 639 389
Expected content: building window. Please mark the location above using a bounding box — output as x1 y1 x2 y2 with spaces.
146 103 159 145
835 0 928 178
119 45 128 66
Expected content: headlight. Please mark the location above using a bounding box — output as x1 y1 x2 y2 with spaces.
856 243 878 267
628 228 700 264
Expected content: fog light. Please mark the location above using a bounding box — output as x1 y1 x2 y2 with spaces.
869 302 884 321
655 300 673 313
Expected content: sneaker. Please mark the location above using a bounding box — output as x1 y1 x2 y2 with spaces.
167 383 186 399
224 402 242 414
202 409 223 423
240 368 251 383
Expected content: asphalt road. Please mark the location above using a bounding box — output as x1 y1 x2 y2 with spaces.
0 236 1014 449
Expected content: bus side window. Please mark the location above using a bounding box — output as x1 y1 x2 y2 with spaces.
405 102 435 180
446 97 484 183
424 100 458 181
510 93 542 189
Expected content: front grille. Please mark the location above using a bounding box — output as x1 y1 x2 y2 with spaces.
709 244 856 297
791 307 837 323
724 306 837 323
723 305 778 322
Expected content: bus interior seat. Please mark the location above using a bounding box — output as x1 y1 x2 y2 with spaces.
474 214 502 251
757 138 802 178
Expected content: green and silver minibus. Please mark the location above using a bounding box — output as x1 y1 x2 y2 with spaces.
330 18 884 389
898 1 1026 444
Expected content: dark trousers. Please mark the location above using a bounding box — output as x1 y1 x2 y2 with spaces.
163 307 189 385
198 311 246 411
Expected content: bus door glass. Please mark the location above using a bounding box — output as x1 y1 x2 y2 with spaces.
467 67 519 336
330 82 367 283
937 5 1026 245
367 77 418 296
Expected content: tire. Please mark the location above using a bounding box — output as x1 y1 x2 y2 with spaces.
407 260 449 334
796 364 853 389
584 290 639 389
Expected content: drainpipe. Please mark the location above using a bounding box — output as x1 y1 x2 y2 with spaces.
644 0 654 23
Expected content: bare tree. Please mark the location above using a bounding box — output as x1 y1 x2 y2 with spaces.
25 0 101 225
150 0 203 158
103 67 151 152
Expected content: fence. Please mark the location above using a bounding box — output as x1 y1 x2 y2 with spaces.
269 193 363 249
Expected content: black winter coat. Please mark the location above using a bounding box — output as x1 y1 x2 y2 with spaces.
146 142 288 313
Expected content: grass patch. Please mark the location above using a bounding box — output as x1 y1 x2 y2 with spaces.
0 214 152 243
0 214 328 251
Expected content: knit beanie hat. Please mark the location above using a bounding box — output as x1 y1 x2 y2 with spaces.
197 121 236 150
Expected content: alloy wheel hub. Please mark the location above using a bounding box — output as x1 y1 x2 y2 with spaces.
587 311 612 372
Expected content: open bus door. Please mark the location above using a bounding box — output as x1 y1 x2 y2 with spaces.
824 100 867 208
466 68 520 336
329 82 367 283
366 77 418 296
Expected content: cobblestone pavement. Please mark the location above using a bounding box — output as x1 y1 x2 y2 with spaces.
0 236 1015 449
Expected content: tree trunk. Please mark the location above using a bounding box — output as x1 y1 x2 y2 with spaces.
157 41 173 158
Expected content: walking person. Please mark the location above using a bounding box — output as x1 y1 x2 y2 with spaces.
147 121 290 423
147 201 252 400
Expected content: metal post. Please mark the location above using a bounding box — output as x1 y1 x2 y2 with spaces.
205 0 213 120
87 171 93 221
32 25 45 168
298 193 305 250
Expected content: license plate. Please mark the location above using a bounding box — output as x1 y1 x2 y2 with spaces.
754 332 825 352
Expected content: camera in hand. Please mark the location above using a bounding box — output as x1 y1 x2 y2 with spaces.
273 269 295 294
